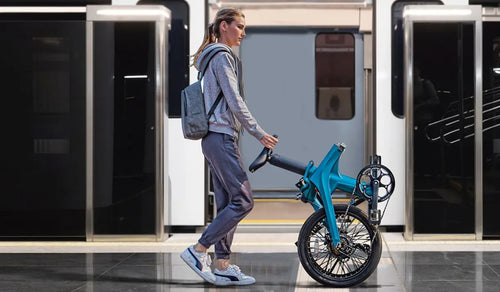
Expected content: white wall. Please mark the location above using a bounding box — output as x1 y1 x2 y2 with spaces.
168 0 207 226
374 0 468 226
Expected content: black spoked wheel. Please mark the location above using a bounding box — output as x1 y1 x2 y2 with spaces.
297 204 382 287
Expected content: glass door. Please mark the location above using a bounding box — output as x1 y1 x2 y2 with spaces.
482 20 500 238
86 6 169 241
404 5 482 239
0 9 86 239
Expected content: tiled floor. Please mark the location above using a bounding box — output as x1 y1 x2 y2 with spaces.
1 233 500 291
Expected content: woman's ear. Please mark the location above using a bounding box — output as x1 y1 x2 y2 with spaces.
220 20 228 32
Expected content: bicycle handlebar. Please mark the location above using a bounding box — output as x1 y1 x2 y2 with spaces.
249 146 308 176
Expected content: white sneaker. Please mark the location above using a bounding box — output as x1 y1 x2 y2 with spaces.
214 264 256 286
180 245 216 283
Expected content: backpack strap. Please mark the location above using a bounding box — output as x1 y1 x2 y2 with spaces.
198 46 231 80
198 46 232 118
207 91 223 117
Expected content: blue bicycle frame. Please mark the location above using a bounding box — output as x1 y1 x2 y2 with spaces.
297 143 372 247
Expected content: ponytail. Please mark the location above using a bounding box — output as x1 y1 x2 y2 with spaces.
192 23 217 69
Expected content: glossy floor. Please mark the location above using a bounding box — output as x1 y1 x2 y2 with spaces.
1 233 500 291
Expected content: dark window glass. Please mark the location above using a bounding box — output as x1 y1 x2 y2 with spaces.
391 0 443 118
138 0 190 118
315 33 355 120
0 16 86 238
482 22 500 238
412 22 475 234
93 22 157 235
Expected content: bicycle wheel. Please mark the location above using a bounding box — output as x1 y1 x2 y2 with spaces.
297 204 382 287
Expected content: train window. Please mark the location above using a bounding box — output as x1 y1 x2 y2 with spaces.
315 33 355 120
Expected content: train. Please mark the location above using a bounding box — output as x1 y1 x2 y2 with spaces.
162 0 500 240
1 0 498 241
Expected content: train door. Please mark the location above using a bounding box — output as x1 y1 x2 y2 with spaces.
403 5 482 239
238 29 365 220
482 14 500 238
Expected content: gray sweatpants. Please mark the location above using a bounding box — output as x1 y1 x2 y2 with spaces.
199 132 254 260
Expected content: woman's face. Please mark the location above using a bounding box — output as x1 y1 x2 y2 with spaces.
220 16 246 47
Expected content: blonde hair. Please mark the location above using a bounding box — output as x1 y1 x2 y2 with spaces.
192 7 244 69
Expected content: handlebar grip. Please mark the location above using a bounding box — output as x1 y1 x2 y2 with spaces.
249 147 271 173
268 154 307 176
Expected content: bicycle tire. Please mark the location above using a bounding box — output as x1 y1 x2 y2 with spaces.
297 204 382 287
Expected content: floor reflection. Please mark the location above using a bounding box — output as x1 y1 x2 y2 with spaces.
391 251 500 292
0 251 499 291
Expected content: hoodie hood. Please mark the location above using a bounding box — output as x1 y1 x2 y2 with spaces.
196 43 232 72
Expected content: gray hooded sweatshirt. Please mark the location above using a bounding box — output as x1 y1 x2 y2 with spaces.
197 43 267 140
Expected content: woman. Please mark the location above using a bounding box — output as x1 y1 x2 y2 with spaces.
180 7 278 286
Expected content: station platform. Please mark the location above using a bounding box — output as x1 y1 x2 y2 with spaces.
1 232 500 291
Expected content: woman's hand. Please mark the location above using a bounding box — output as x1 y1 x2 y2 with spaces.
260 134 278 150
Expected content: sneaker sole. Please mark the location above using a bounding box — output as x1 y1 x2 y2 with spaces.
180 249 216 284
214 276 256 286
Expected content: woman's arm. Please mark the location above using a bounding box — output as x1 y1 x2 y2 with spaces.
213 53 267 140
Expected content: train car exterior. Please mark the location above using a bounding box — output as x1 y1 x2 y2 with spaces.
2 0 498 240
112 0 500 240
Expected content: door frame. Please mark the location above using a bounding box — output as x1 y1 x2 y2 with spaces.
403 5 483 240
